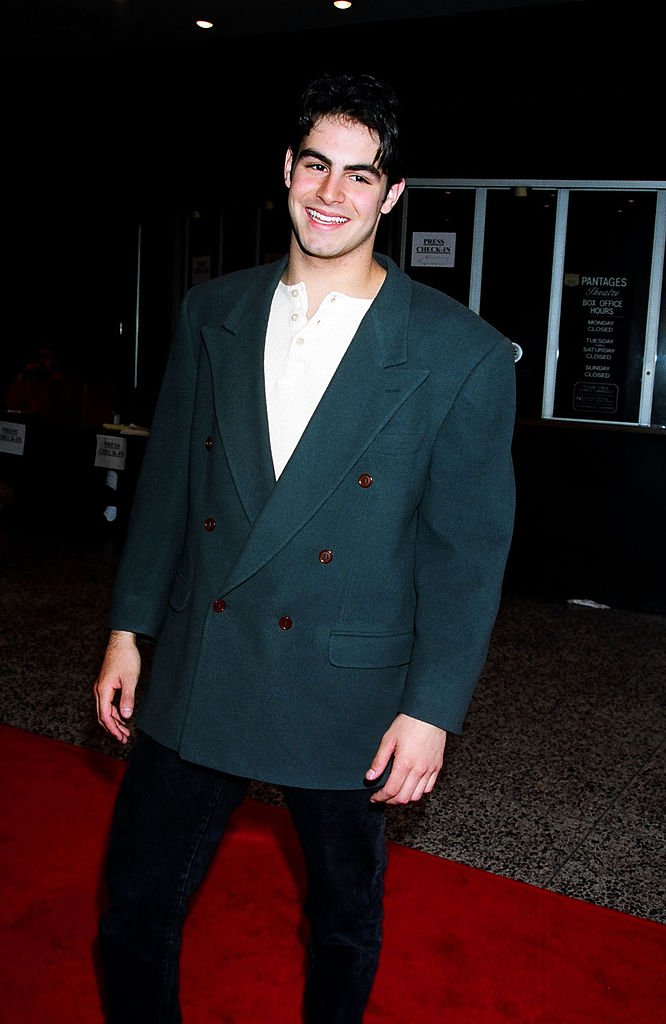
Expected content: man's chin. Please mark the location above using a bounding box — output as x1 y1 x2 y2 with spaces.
293 233 347 261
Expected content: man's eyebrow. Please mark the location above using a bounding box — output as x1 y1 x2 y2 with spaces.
297 148 383 180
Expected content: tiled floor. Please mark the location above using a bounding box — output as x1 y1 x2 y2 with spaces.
1 519 664 925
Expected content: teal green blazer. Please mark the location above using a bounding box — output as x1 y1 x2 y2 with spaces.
108 254 516 788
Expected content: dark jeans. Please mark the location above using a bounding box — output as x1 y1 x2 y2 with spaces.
97 731 387 1023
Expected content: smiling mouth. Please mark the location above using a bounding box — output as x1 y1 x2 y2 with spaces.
306 208 349 225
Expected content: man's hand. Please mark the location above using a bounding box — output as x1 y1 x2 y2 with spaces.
366 713 447 804
93 630 141 744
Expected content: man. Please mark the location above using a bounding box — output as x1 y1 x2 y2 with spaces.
94 71 516 1023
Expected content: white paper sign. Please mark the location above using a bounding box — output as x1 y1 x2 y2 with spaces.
95 434 127 470
0 420 26 456
192 254 211 284
411 232 456 268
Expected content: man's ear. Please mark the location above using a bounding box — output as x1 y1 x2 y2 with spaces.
381 178 406 215
284 148 294 188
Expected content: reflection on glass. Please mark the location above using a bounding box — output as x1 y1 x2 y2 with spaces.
480 189 557 419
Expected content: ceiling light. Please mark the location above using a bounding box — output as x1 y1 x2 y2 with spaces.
333 2 353 9
195 19 214 29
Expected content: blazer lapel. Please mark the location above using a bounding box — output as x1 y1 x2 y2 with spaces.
220 259 430 596
202 259 286 524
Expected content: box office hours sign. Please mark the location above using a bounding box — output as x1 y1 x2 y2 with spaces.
554 272 633 419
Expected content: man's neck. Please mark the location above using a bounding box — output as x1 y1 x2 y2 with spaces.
282 245 386 318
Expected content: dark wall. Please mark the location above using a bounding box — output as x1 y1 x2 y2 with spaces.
27 3 661 198
7 1 659 373
4 2 664 612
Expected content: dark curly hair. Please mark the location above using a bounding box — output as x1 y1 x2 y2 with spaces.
288 71 404 188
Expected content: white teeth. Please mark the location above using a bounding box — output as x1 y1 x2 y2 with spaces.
307 209 348 225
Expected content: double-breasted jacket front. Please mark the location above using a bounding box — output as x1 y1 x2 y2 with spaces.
108 254 516 788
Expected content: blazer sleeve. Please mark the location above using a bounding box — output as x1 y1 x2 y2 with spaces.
106 290 199 638
398 335 516 733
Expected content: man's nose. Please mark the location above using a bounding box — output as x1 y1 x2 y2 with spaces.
317 174 345 205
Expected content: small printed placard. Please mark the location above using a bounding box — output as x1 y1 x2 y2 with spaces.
411 232 456 268
192 254 211 284
95 434 127 470
0 421 26 456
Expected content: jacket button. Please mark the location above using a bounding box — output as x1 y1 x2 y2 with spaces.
204 517 216 531
212 598 226 613
319 549 333 564
278 616 293 630
358 473 373 488
205 436 214 449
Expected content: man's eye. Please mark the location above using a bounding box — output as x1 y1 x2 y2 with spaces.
349 174 370 184
306 162 327 172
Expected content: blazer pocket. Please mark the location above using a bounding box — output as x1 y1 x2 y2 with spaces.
168 569 192 612
329 630 414 668
369 430 424 455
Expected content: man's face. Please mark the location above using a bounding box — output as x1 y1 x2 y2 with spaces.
284 115 404 264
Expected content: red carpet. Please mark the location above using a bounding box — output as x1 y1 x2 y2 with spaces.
1 724 664 1023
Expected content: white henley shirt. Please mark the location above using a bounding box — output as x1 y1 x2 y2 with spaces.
264 280 372 478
